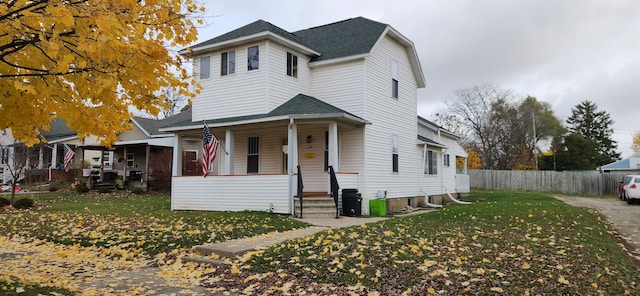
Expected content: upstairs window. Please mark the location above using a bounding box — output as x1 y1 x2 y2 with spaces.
287 52 298 77
199 56 210 79
391 134 399 173
391 60 399 98
247 46 259 71
443 154 451 167
221 51 235 76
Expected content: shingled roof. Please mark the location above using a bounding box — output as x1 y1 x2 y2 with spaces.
186 17 388 62
293 17 388 62
162 94 367 131
39 118 77 143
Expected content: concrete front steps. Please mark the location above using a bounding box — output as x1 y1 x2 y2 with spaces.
293 192 339 218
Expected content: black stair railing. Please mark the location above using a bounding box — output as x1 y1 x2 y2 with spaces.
329 165 340 218
297 165 304 218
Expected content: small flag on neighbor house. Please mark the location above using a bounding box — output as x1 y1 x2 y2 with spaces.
63 144 75 172
202 123 219 178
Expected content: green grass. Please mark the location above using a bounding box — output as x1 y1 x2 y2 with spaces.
232 190 640 295
0 277 74 296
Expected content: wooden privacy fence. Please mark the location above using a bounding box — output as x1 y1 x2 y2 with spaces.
469 170 627 196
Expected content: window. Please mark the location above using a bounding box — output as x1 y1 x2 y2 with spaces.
247 46 259 70
424 150 438 175
221 51 235 76
247 136 259 174
199 56 210 79
126 153 134 167
391 60 399 98
182 150 199 175
391 134 399 173
443 154 450 167
0 147 8 165
287 52 298 77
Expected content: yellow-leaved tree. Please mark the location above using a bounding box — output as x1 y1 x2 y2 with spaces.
0 0 203 146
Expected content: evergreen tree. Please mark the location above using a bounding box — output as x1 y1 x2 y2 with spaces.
566 100 620 167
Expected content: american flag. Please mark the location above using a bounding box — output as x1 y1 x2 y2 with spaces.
202 124 219 177
63 144 75 172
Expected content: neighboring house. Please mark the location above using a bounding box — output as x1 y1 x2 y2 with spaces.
1 109 191 188
599 154 640 174
163 17 470 215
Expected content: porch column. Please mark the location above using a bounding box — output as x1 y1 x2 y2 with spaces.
224 129 234 175
328 122 339 171
145 145 150 184
172 134 182 176
287 119 298 214
463 157 468 175
51 144 58 168
38 145 44 169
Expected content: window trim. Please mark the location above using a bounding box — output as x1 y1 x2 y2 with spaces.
247 136 259 174
391 134 399 173
247 45 259 71
391 60 399 99
221 50 236 76
424 150 438 175
443 153 450 167
199 55 211 80
287 52 298 78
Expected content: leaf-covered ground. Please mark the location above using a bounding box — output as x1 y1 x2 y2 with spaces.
203 191 640 295
1 190 639 295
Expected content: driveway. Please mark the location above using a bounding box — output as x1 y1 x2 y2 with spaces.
553 195 640 261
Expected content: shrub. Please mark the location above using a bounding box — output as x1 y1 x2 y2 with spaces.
49 186 58 192
131 187 144 195
13 198 34 209
0 197 10 206
75 183 89 193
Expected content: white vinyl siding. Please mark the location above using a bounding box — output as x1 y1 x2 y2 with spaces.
310 60 366 118
362 35 421 199
265 42 311 111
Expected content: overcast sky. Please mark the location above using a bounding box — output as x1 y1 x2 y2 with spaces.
195 0 639 158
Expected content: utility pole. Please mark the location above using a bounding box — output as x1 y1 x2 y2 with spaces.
532 112 538 170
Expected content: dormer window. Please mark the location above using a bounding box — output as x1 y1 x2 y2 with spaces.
221 51 235 76
286 52 297 78
199 56 210 79
247 46 259 71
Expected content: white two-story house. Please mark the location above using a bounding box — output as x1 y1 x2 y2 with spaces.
162 17 469 215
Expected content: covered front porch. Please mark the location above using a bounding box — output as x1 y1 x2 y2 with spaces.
166 95 368 215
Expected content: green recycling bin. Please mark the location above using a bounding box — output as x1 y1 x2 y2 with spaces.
369 198 386 217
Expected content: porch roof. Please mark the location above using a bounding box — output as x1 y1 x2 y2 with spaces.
417 135 446 148
160 94 369 132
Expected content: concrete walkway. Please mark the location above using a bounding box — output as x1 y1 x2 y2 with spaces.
183 215 393 264
183 209 438 264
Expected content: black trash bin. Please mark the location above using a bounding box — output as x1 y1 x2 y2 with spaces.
342 189 362 217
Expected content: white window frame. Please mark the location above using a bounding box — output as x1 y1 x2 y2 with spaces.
247 136 259 174
287 52 298 78
391 134 399 173
221 50 236 76
247 45 259 71
424 150 438 175
391 60 399 99
443 153 450 167
126 153 134 167
199 55 210 79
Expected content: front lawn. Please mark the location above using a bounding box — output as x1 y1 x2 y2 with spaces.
203 191 640 295
1 190 638 295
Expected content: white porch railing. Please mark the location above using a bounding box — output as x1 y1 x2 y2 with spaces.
455 174 470 193
171 174 291 213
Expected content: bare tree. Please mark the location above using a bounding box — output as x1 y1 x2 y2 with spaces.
153 87 190 119
1 143 36 207
444 83 515 169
